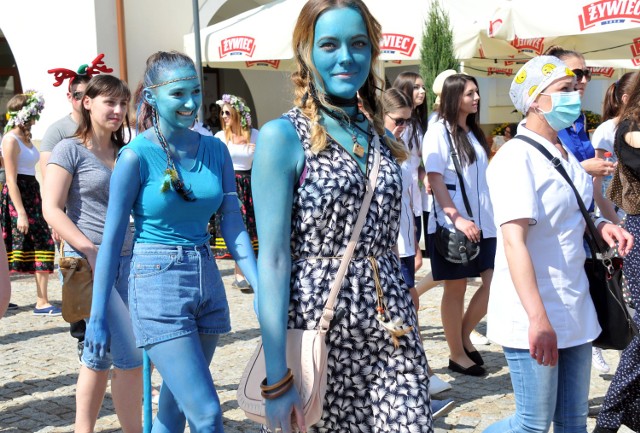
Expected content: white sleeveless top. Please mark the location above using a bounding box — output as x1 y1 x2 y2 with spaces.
2 133 39 176
214 129 259 171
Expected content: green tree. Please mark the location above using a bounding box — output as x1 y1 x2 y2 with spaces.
420 0 458 114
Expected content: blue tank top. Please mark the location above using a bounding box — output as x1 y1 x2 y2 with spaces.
124 134 230 246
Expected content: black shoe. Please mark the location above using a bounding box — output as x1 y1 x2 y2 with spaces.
7 303 18 310
448 359 485 376
465 349 484 366
592 427 617 433
233 279 254 294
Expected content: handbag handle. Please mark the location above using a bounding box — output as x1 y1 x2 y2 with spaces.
445 129 474 218
317 133 382 332
517 134 609 256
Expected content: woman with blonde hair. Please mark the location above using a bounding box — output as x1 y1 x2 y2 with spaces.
252 1 433 431
212 94 259 291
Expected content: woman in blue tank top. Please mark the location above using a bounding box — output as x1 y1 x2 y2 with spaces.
84 51 258 432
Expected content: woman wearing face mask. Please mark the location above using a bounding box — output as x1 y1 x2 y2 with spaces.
424 73 496 377
211 94 259 291
594 71 640 433
252 1 433 431
484 56 632 433
83 51 258 432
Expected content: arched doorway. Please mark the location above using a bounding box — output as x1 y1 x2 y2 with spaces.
0 28 22 131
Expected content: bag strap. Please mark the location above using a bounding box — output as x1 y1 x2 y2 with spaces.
445 129 474 218
318 133 382 332
517 134 608 255
59 239 66 258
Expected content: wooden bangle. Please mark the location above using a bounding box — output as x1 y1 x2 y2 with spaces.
260 368 293 392
261 378 294 400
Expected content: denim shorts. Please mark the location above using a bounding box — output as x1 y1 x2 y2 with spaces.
128 243 231 347
62 251 142 371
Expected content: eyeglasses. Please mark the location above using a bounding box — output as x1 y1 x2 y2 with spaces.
221 110 231 117
386 114 410 127
572 68 592 82
72 91 84 101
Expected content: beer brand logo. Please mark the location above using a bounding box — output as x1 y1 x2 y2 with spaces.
488 19 503 37
245 60 281 69
219 36 256 58
588 67 615 78
380 34 416 57
487 67 514 76
631 36 640 57
511 36 545 55
633 58 640 66
579 0 640 30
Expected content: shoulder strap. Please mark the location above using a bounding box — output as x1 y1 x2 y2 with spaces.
517 134 607 254
445 130 474 218
318 133 382 331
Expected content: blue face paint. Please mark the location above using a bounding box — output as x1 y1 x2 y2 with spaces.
150 66 202 132
311 7 372 100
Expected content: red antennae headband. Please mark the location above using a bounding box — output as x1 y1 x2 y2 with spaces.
47 53 114 90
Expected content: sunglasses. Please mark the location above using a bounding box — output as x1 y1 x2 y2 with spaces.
572 68 592 82
72 91 84 101
221 110 232 117
386 114 410 127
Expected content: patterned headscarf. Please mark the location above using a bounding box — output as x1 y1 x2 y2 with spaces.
509 55 576 114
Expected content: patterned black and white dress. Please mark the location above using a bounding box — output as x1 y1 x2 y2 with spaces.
262 108 433 433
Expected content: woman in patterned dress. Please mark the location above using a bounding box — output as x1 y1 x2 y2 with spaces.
252 1 433 432
1 91 58 315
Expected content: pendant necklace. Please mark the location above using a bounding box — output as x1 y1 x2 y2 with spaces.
320 105 370 159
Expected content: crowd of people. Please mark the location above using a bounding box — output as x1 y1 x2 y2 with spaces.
1 0 640 432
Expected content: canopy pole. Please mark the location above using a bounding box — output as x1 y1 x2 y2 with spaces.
192 0 205 122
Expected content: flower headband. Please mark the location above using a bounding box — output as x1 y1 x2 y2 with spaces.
47 53 113 90
216 94 252 129
4 90 45 133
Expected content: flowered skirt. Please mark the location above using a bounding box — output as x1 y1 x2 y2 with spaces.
209 170 258 259
1 175 54 273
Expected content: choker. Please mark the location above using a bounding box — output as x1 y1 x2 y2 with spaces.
324 93 358 108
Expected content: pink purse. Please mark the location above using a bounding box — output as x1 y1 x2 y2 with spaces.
236 136 382 428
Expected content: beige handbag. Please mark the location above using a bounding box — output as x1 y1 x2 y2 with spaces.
236 136 382 428
58 242 93 323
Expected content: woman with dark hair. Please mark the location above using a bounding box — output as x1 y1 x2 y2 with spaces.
424 73 496 376
252 1 433 431
84 51 258 432
43 74 142 433
1 91 57 315
594 71 640 433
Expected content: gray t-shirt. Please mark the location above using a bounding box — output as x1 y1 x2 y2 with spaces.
40 115 78 153
48 138 133 254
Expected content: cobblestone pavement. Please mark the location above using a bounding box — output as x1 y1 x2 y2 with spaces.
0 260 632 433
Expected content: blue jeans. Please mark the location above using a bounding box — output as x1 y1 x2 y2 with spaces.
61 251 142 371
484 343 592 433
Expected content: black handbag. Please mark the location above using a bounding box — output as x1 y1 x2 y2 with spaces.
433 130 480 266
520 134 638 350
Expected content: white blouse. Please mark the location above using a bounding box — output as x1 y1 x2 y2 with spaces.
214 129 259 171
486 126 601 349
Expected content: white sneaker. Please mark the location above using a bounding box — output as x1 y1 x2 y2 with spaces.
592 347 610 373
470 330 490 345
429 374 452 396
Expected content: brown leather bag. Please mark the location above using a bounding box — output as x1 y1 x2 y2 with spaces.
58 243 93 323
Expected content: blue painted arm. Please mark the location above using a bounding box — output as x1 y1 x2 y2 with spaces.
84 148 141 358
217 143 258 292
252 117 306 428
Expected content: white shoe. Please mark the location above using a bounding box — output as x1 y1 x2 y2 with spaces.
470 330 490 345
592 347 610 373
429 374 452 396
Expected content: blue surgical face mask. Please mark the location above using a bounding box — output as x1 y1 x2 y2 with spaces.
539 91 582 131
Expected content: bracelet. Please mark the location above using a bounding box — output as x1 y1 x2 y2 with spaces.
260 368 293 392
261 379 293 399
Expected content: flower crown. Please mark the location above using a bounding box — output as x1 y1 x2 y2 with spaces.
4 90 45 133
216 94 252 129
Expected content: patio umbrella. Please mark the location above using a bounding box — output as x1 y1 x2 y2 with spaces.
487 0 640 68
183 0 515 72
